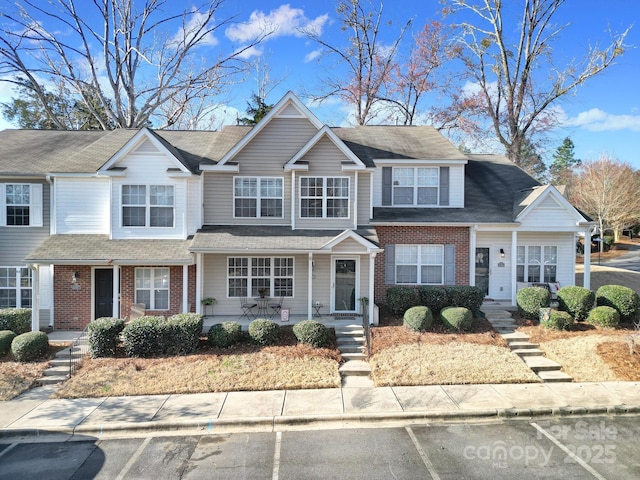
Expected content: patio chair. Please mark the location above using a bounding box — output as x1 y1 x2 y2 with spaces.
239 297 257 320
268 297 283 319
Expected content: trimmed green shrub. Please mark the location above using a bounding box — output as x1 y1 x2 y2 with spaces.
11 331 49 362
541 311 573 330
596 285 640 323
386 287 419 316
586 306 620 329
88 317 125 358
418 287 449 316
248 318 280 345
0 330 17 356
445 286 485 315
517 287 551 321
293 320 331 347
0 308 31 335
165 313 204 355
208 322 242 348
122 315 166 357
403 306 434 332
441 306 473 331
557 286 595 322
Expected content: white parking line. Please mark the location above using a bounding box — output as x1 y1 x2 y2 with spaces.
531 423 609 480
0 443 17 459
272 431 282 480
406 426 441 480
115 436 153 480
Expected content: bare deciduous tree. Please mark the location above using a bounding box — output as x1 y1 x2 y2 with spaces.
569 155 640 246
447 0 630 165
0 0 269 129
305 0 411 125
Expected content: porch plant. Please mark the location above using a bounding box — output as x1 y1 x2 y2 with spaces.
201 297 217 316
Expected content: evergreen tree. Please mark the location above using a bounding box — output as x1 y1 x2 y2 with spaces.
549 137 581 185
239 94 273 125
518 139 547 182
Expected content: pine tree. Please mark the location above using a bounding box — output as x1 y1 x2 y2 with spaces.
549 137 581 185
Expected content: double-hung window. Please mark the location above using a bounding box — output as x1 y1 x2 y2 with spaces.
135 268 169 310
393 167 439 206
1 183 42 227
300 177 349 218
0 267 32 309
234 177 283 218
517 246 557 283
122 185 174 227
395 245 444 284
227 257 294 297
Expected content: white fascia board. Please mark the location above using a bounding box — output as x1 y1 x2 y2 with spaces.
374 159 468 165
286 126 365 168
199 164 240 173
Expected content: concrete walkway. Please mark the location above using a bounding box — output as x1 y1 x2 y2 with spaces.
2 381 640 440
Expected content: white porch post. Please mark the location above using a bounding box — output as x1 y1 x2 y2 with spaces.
511 231 518 304
30 264 40 332
182 264 189 313
195 253 202 314
583 226 593 290
112 265 120 319
308 252 313 319
368 252 376 324
470 225 477 286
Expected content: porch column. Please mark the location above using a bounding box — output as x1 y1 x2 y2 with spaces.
583 226 594 290
308 252 313 319
469 225 477 286
368 252 376 324
30 264 40 332
195 253 203 314
112 265 120 319
182 264 189 313
511 231 518 304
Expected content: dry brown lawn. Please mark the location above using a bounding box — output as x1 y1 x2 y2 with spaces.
54 328 341 399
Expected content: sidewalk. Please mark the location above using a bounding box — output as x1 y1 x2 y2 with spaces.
2 381 639 440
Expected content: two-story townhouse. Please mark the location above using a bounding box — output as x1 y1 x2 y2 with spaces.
0 91 594 331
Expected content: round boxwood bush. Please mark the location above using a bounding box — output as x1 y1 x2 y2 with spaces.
208 322 242 348
596 285 640 323
446 286 485 315
88 317 125 358
248 318 280 346
11 331 49 362
164 313 204 355
386 286 419 316
557 286 595 322
586 306 620 329
293 320 331 347
0 330 17 356
0 308 31 335
418 287 449 316
541 311 573 330
516 287 551 321
403 306 434 332
440 306 473 332
122 315 166 357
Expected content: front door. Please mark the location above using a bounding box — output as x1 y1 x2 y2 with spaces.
95 268 113 319
475 248 490 296
333 258 357 312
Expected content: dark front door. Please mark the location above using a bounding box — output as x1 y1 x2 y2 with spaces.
475 248 490 296
95 269 113 319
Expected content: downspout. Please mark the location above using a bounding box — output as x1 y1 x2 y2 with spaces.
353 171 358 230
113 265 120 319
583 225 595 290
195 253 202 314
291 171 296 230
470 225 477 287
369 252 376 325
511 231 518 305
29 264 40 332
182 264 189 313
308 252 313 319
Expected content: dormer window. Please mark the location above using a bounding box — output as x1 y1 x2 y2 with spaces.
122 185 174 227
393 167 438 205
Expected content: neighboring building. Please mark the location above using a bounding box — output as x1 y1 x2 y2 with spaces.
0 92 593 331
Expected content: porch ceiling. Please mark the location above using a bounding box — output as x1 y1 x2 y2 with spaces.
24 234 193 265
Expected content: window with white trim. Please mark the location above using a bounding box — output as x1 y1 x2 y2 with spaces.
234 177 283 218
122 185 174 227
517 246 557 283
227 257 294 297
393 167 438 206
395 245 444 284
300 177 349 218
0 267 32 308
1 183 42 227
135 268 169 310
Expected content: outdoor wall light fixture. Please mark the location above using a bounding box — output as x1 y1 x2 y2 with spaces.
72 272 79 283
500 248 505 258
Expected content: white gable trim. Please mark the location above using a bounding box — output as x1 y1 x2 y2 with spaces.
97 128 190 174
322 230 381 252
218 92 324 166
516 185 587 224
285 125 366 171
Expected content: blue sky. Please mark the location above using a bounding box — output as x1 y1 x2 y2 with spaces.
1 0 638 168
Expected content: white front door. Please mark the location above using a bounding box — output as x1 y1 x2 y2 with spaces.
332 257 358 313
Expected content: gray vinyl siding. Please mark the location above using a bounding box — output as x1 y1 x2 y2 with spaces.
203 117 318 225
357 171 371 225
0 181 50 264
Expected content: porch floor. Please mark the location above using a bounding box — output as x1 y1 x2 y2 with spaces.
203 314 360 331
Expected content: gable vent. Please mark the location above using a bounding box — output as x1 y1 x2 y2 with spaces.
277 103 304 117
133 139 159 154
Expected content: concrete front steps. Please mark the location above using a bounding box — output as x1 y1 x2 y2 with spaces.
484 310 573 383
334 320 374 387
36 341 89 386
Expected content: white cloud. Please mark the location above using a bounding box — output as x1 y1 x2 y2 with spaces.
235 45 263 60
304 49 321 63
562 107 640 132
169 11 219 48
225 5 329 43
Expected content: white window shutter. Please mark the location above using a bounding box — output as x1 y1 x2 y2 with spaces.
0 184 5 226
30 183 43 227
